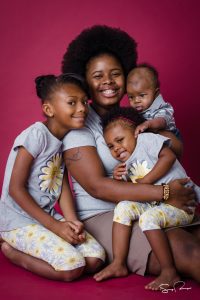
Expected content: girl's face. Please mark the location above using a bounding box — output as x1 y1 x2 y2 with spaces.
104 123 136 162
44 83 88 138
86 54 125 116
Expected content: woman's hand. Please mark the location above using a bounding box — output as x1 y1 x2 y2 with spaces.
166 178 197 213
113 163 127 180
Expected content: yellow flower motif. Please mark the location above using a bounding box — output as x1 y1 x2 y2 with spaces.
55 246 65 254
67 257 77 265
129 160 151 183
39 153 64 195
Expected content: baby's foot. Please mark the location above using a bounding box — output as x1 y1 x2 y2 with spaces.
145 268 180 291
94 262 128 282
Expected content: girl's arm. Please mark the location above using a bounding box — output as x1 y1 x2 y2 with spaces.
63 146 195 209
9 147 81 244
58 170 85 238
137 146 176 184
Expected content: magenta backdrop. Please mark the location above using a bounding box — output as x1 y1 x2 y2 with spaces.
1 0 199 190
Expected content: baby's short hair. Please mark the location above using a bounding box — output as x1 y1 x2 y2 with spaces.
128 63 160 89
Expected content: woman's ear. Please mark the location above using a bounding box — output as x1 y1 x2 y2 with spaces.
42 102 54 117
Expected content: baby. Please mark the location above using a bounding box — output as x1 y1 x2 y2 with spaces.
127 63 181 140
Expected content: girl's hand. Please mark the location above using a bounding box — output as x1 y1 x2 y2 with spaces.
68 220 86 242
113 163 127 180
166 178 197 214
54 221 82 245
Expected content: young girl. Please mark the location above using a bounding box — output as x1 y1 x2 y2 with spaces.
94 106 200 290
0 73 105 281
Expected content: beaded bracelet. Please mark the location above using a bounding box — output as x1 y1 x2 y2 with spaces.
162 183 170 201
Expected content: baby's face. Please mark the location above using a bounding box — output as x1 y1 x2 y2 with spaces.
104 123 136 162
127 74 158 112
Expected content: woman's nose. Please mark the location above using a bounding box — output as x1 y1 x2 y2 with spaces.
103 75 112 84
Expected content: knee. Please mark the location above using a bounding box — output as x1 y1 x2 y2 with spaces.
85 257 104 274
58 266 84 282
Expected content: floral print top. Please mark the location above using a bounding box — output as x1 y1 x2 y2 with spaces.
0 122 64 231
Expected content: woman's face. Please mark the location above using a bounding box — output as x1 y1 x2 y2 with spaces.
86 54 125 114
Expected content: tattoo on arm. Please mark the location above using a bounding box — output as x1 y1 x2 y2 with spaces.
64 148 82 167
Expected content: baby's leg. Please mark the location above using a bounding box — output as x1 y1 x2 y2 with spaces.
94 201 151 281
76 231 105 274
1 224 86 281
139 204 193 290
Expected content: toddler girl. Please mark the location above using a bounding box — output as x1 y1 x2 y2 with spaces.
0 73 105 281
94 106 199 291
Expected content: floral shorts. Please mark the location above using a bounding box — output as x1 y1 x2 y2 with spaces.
1 223 105 271
113 201 194 231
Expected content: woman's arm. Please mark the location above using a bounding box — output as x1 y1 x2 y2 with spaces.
64 146 195 207
159 130 183 160
9 147 81 244
137 146 176 184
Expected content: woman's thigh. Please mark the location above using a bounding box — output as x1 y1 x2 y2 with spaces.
146 226 200 277
83 211 151 276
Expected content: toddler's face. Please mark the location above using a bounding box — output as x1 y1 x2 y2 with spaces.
104 123 136 162
127 75 158 112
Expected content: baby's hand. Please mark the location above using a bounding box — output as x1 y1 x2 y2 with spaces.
113 163 127 180
135 121 150 138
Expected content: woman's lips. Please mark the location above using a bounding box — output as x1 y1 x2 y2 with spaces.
101 89 118 98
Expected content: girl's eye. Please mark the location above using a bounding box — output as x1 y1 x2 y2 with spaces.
108 145 113 150
82 99 88 105
128 95 133 100
67 101 75 106
117 138 123 143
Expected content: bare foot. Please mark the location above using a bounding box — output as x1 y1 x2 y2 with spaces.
94 262 128 282
145 268 181 291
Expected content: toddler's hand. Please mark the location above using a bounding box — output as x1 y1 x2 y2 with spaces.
113 163 127 180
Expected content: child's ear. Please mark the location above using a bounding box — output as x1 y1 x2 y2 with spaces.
42 102 54 117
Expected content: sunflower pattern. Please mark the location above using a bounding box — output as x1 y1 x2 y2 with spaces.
128 160 151 183
39 153 64 196
1 224 105 271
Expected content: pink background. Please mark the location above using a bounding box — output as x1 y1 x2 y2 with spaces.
1 0 199 190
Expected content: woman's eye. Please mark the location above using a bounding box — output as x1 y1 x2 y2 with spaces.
112 72 121 77
93 75 102 79
83 100 88 105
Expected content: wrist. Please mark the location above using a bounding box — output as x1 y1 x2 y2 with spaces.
161 183 170 202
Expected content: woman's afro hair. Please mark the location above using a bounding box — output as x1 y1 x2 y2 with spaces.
102 106 145 131
62 25 137 77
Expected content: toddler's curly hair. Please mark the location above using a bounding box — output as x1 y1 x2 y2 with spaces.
102 106 145 132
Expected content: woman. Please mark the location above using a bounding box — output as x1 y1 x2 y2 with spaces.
62 25 200 282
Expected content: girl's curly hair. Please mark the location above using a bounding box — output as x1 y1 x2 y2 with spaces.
62 25 137 78
102 106 145 131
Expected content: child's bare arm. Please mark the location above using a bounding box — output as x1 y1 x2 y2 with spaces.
135 118 167 137
137 146 176 184
9 147 81 244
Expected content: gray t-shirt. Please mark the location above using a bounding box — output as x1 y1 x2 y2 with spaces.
126 133 200 201
0 122 64 231
62 107 116 220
